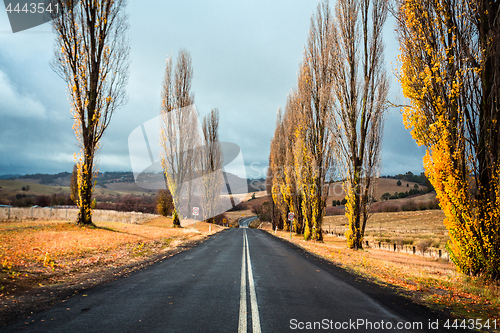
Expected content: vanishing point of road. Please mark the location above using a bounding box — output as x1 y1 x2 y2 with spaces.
2 217 449 332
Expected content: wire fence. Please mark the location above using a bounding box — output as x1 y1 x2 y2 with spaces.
323 227 450 261
0 206 159 224
364 240 450 260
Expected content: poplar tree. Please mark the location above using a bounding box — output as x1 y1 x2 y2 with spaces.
52 0 130 225
295 1 336 241
269 1 335 240
269 109 290 231
330 0 389 249
160 50 199 226
201 108 223 223
396 0 500 279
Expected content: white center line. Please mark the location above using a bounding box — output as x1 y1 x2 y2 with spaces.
245 230 262 333
238 229 262 333
238 231 247 333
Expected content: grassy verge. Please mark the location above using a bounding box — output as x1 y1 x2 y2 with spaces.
248 219 261 229
0 217 223 297
324 210 449 250
269 229 500 332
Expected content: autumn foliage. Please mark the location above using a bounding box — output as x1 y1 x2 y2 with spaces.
268 0 387 246
268 2 335 241
396 0 500 279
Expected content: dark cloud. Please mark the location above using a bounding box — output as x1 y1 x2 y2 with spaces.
380 107 427 176
0 1 426 178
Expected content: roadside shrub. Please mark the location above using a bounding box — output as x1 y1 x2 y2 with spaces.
377 238 392 243
403 238 415 245
416 239 433 254
426 198 441 210
157 189 174 217
35 195 51 207
251 201 271 221
249 219 261 228
381 192 391 201
396 236 404 250
325 206 344 216
383 204 400 212
212 212 227 225
51 193 70 206
401 200 417 211
95 194 156 213
370 202 400 213
172 210 181 227
12 196 34 207
432 238 441 248
399 199 441 212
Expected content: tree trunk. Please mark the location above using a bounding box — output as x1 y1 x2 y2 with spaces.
77 154 93 225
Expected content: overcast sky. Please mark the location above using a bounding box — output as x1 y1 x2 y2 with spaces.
0 0 426 179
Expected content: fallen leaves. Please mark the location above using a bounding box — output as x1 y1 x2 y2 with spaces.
0 217 218 297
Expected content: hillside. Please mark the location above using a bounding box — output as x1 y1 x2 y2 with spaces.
10 171 136 188
4 171 264 194
0 179 158 207
0 180 71 197
327 178 428 201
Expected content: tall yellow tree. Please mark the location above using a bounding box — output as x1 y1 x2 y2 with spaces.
268 1 335 240
330 0 389 249
283 93 304 235
271 92 305 235
265 165 281 230
396 0 500 279
294 1 336 241
52 0 130 225
269 108 290 231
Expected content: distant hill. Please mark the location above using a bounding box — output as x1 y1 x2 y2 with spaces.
4 171 432 200
327 178 429 201
11 171 134 187
0 174 22 180
3 171 265 195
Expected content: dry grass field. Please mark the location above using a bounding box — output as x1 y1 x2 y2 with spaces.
0 180 72 198
0 179 154 201
95 182 156 195
0 217 222 299
324 210 449 250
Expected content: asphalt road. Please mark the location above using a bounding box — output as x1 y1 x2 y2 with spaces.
2 223 449 333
